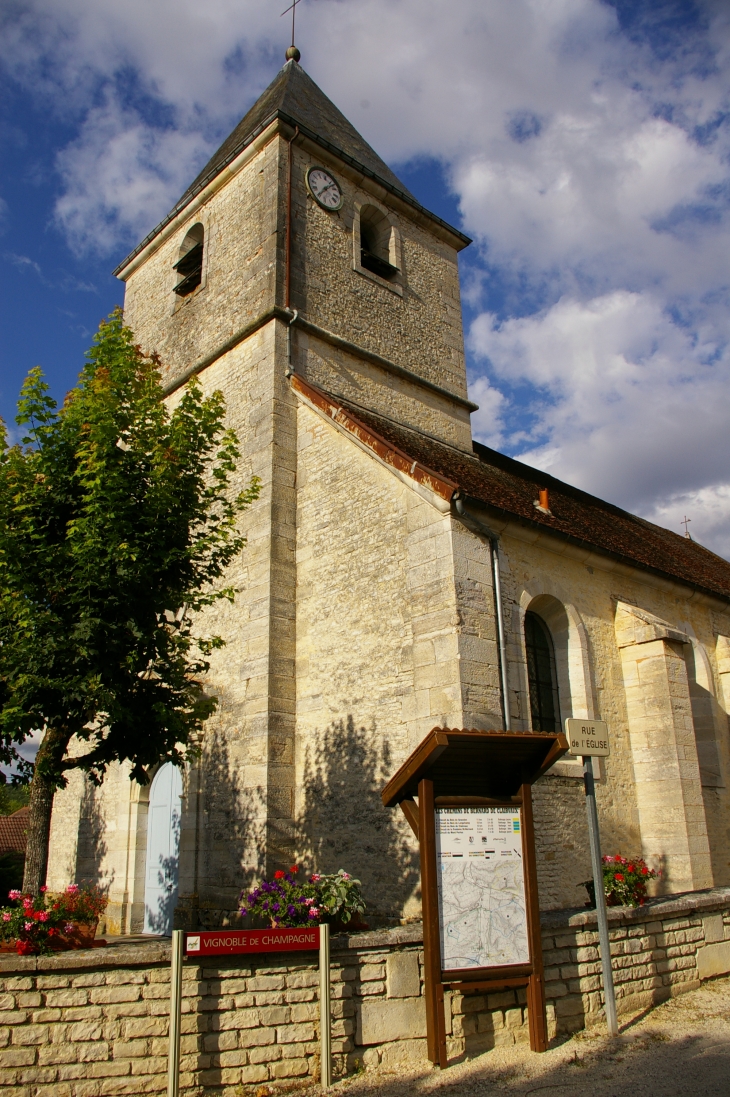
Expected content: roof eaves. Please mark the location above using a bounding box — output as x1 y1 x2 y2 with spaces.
113 110 471 279
291 374 458 503
459 491 730 607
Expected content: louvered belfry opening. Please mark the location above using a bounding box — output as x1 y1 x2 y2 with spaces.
173 224 204 296
359 205 398 281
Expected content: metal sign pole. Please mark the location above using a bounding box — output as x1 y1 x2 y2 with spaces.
319 922 332 1088
167 929 183 1097
583 756 618 1037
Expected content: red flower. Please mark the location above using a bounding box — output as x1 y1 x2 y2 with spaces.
614 873 625 882
627 864 635 873
274 870 286 879
641 866 648 875
289 866 299 874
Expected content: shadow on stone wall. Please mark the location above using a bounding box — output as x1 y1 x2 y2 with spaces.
177 725 266 929
296 715 419 924
75 776 111 893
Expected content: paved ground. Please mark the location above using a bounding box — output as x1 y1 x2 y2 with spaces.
330 976 730 1097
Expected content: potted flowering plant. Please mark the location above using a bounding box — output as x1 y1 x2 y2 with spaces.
239 866 367 930
51 884 108 947
0 884 108 955
581 854 658 908
239 866 320 927
314 870 367 930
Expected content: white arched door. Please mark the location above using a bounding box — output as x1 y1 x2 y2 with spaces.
143 763 182 935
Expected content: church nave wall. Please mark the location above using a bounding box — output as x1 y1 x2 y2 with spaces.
495 526 730 908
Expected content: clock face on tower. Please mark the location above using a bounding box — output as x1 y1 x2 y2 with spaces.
306 166 344 211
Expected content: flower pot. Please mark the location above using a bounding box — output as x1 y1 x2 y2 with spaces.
48 920 100 951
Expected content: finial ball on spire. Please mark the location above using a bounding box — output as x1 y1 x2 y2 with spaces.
286 45 301 62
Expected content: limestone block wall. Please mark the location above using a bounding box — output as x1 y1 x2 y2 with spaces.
2 889 729 1095
293 401 505 921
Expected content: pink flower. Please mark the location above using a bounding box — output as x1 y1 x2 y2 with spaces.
2 912 11 922
24 922 33 931
64 924 74 933
39 886 47 893
66 885 79 894
308 907 319 918
341 872 350 880
310 874 320 882
8 890 21 901
304 897 314 905
37 912 48 922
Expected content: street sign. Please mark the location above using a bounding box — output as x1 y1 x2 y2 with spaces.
565 718 610 757
184 927 318 957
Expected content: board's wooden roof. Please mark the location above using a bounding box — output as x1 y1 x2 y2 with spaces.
381 728 568 806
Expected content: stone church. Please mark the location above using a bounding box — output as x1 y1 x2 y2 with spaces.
47 57 730 936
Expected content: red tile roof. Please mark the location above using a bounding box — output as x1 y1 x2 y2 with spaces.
0 807 29 855
294 377 730 603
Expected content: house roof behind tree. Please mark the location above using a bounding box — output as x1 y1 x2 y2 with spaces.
0 807 29 855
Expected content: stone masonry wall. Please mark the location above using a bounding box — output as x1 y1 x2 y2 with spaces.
1 889 729 1096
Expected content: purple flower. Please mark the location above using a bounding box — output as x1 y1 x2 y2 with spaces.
272 903 280 913
239 907 248 916
287 905 295 916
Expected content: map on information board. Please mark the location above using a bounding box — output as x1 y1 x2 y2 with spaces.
436 806 529 971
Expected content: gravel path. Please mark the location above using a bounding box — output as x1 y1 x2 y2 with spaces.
329 976 730 1097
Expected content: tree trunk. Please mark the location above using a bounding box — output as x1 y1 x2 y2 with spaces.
22 726 70 895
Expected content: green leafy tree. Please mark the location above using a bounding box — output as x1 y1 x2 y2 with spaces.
0 310 260 893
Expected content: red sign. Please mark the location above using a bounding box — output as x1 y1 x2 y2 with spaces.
184 927 320 957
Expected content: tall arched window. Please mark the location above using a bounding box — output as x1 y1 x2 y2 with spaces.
173 223 204 296
525 610 561 732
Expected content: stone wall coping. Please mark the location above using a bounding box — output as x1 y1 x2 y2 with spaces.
1 887 728 975
539 885 730 930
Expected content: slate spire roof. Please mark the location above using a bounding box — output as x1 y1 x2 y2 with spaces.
114 61 468 277
181 59 414 206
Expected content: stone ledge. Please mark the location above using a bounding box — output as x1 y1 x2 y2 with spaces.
2 888 727 975
540 887 730 932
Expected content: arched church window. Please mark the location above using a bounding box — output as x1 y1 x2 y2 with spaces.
525 610 561 733
358 205 399 281
173 223 204 296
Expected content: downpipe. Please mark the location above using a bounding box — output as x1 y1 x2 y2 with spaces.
284 124 300 377
453 494 511 731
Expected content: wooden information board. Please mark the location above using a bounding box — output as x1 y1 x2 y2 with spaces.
382 728 568 1068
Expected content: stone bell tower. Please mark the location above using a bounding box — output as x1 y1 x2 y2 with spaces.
55 55 476 931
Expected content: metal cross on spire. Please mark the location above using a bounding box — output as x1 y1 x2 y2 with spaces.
281 0 303 62
681 515 692 539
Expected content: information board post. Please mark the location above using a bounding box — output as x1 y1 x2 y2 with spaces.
167 929 183 1097
583 755 618 1038
319 922 332 1088
419 777 447 1069
382 728 569 1069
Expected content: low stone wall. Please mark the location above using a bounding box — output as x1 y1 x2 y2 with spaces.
1 887 729 1095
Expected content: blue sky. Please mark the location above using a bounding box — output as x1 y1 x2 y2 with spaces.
1 0 730 556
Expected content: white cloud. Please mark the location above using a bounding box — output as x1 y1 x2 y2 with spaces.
54 97 209 256
3 0 730 555
469 291 730 545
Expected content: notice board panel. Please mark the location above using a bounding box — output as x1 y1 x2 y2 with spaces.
436 806 529 971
